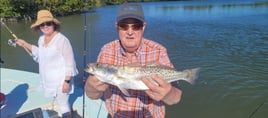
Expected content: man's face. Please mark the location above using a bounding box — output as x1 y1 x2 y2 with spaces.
116 18 145 53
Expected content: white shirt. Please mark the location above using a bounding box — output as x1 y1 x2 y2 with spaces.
32 33 78 97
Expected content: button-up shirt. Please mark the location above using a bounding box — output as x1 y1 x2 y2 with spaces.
98 38 173 118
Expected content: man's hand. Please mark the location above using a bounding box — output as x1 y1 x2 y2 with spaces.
142 74 182 105
85 76 109 99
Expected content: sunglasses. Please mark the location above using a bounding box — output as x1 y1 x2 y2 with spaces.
39 22 53 28
117 23 143 31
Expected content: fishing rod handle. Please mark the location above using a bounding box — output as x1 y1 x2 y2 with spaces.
12 34 18 40
23 47 32 56
15 38 33 57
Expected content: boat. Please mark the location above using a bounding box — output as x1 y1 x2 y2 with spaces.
0 68 108 118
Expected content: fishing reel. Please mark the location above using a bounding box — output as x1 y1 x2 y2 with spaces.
2 21 32 56
8 39 16 47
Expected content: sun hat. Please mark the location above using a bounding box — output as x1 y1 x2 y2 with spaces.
117 2 144 22
31 10 60 28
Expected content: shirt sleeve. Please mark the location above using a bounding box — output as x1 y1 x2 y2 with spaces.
32 45 39 63
158 46 180 88
32 36 43 63
97 42 116 64
158 47 174 68
61 36 78 76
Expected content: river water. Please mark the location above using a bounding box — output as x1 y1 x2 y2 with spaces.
1 0 268 118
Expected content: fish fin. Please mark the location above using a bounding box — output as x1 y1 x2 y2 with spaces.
145 62 174 70
145 61 170 66
184 67 200 85
127 61 159 67
118 86 130 96
126 62 141 66
145 63 157 67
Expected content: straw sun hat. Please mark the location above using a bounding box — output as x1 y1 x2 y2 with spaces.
31 10 60 28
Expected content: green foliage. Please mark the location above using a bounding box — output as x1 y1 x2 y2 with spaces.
0 0 95 19
0 0 162 21
0 0 20 17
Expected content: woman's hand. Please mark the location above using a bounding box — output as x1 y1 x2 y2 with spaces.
15 39 28 47
62 82 71 93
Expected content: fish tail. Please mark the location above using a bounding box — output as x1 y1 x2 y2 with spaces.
184 67 200 84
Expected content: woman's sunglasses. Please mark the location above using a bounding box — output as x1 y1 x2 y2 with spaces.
117 23 143 31
39 22 53 28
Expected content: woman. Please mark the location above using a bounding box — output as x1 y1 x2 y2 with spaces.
16 10 78 118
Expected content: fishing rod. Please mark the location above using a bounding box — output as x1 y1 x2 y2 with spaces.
82 1 88 118
1 20 32 56
82 14 87 118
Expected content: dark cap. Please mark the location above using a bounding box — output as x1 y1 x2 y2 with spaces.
117 3 144 22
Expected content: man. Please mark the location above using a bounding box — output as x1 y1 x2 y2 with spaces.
85 2 182 118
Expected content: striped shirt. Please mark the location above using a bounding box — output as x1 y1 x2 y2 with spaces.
97 38 174 118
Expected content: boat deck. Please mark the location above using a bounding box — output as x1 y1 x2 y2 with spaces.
0 68 107 118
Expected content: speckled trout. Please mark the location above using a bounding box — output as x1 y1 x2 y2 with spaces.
85 63 200 96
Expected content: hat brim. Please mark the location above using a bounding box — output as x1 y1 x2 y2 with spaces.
117 15 144 23
31 18 60 28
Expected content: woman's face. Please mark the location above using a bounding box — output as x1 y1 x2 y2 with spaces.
39 21 55 35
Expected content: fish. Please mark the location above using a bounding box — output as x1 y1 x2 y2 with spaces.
85 63 200 96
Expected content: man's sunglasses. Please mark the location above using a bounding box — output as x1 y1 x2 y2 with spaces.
117 23 143 31
39 22 53 28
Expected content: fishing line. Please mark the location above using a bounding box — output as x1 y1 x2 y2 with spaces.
248 99 266 118
96 101 103 118
52 96 56 111
1 20 32 56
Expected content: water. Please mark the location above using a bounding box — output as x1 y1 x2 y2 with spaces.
1 1 268 117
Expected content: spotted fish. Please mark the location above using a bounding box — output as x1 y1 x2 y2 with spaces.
85 63 200 95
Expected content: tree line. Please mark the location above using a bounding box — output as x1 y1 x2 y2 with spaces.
0 0 168 22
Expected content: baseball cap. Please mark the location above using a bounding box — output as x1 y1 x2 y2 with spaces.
117 2 144 22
